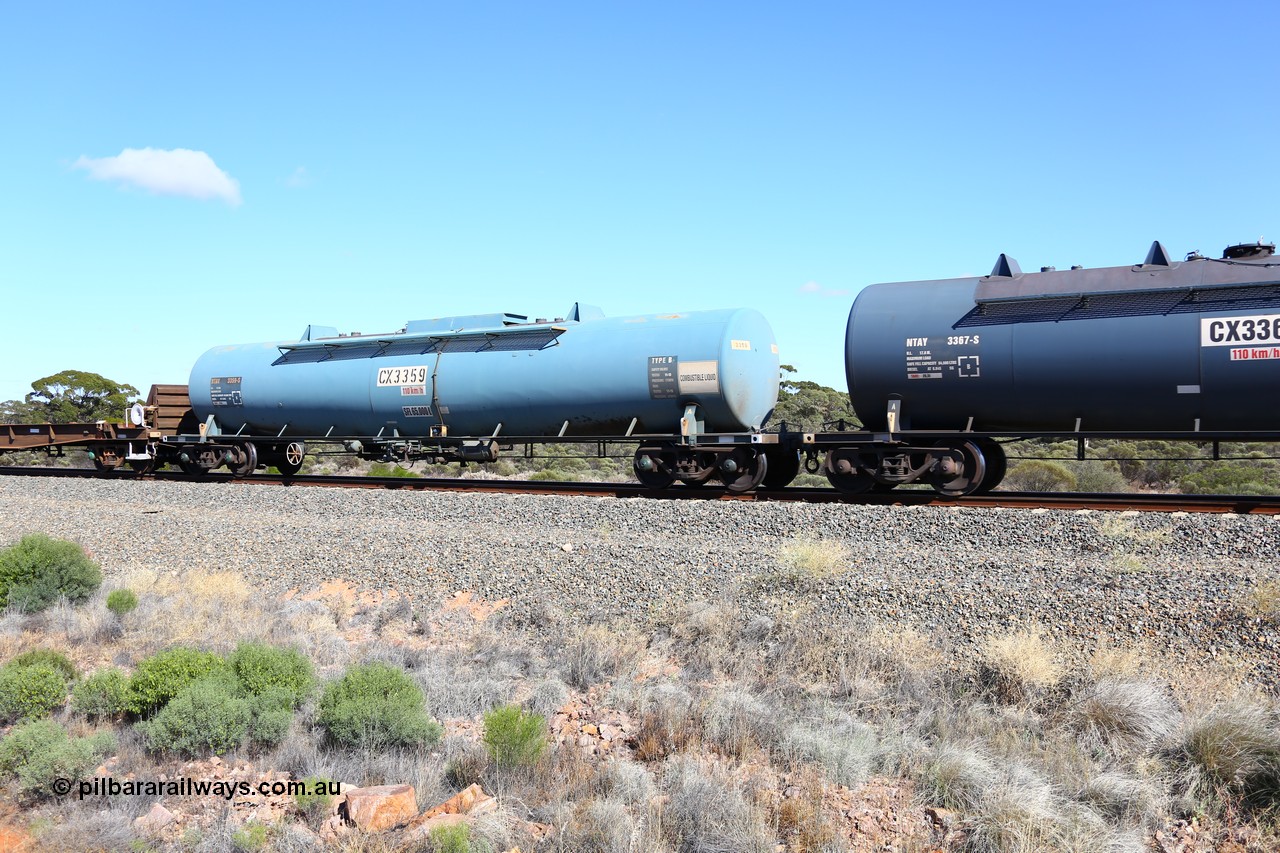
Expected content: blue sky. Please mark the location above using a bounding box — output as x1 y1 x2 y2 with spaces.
2 1 1277 406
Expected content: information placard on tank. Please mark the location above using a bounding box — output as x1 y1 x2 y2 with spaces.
209 376 243 406
649 356 678 399
905 337 981 381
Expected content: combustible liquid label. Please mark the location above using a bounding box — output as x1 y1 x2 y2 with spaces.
1230 347 1280 361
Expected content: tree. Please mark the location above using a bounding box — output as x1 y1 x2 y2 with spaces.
21 371 139 424
770 365 860 432
0 398 38 425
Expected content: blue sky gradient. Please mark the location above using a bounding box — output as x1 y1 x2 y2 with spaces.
2 1 1276 403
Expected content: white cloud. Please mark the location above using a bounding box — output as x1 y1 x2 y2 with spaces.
798 281 850 298
73 147 242 206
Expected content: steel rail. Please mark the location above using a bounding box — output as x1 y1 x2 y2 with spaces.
2 465 1278 513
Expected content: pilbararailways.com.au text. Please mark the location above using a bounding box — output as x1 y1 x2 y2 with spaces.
54 777 342 801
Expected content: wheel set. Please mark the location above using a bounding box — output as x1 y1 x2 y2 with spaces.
633 444 769 493
820 439 1007 497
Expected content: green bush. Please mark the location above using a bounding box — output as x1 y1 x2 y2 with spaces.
228 642 315 706
367 462 421 478
429 822 478 853
137 676 250 756
127 647 228 715
1003 459 1077 492
317 662 442 750
1180 462 1280 496
231 821 269 852
246 687 295 747
482 704 547 769
0 719 114 800
0 662 69 723
72 668 130 720
0 534 103 611
294 776 337 820
105 588 138 617
9 648 77 681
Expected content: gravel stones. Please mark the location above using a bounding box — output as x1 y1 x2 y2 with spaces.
0 477 1276 687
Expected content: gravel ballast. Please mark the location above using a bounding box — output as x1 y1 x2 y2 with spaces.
1 477 1276 687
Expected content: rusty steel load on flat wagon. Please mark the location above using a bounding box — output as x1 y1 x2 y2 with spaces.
814 240 1280 496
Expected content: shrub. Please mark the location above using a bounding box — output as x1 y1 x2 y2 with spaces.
231 821 269 852
228 642 315 706
661 756 774 852
137 675 250 756
1003 459 1077 492
702 688 780 759
9 648 77 682
294 776 337 820
0 719 114 800
1066 460 1131 493
318 662 442 750
127 647 228 715
0 534 103 611
429 822 476 853
72 668 131 720
105 588 138 617
564 625 641 690
0 662 69 723
246 687 295 747
482 704 547 769
782 718 878 788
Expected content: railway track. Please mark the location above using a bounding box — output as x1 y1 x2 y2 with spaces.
2 465 1278 513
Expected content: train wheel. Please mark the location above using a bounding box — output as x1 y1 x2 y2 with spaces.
719 448 768 493
823 448 875 494
761 448 801 490
973 439 1006 494
229 442 258 478
178 459 208 477
633 445 677 489
928 440 987 497
276 441 306 476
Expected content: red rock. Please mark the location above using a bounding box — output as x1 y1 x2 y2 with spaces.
343 784 417 831
412 784 495 825
134 803 175 835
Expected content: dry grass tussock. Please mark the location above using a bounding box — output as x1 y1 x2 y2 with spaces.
1068 677 1180 755
1250 576 1280 622
1085 639 1150 680
118 568 261 652
774 534 851 582
979 627 1064 705
1168 700 1280 817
